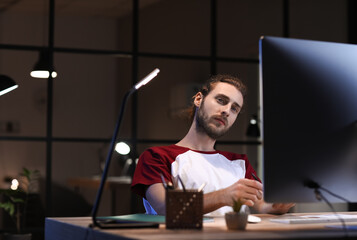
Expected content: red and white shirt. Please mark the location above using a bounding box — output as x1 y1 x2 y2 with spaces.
131 144 259 216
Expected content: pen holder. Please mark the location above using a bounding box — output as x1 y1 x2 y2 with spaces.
165 189 203 229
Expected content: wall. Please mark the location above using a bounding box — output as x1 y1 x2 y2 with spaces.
0 13 120 217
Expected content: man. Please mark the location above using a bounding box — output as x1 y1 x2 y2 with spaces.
131 74 294 216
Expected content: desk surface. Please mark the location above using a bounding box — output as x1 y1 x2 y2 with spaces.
45 212 357 240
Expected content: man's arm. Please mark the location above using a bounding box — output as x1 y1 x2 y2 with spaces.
146 178 264 215
146 183 166 215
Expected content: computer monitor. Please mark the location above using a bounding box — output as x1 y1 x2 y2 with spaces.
260 36 357 204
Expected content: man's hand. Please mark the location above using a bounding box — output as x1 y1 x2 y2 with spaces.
237 178 295 215
223 178 263 207
257 202 296 214
270 203 296 214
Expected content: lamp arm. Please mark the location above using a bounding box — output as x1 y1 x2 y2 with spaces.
90 68 159 229
91 87 135 228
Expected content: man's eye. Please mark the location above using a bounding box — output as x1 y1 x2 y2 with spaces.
231 106 240 114
217 98 225 104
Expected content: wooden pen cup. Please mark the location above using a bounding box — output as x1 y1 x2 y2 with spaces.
165 189 203 229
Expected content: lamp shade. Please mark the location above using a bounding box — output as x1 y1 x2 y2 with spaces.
30 50 57 79
115 141 131 155
0 75 18 96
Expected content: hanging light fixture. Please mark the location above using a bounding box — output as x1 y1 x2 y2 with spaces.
30 49 57 79
0 74 18 96
246 114 261 137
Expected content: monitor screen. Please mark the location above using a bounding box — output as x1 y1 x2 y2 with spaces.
260 36 357 203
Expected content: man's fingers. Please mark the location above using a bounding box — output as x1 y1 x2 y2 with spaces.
240 183 263 200
239 191 261 203
271 203 296 213
273 203 295 208
240 178 263 191
228 179 264 208
241 198 254 207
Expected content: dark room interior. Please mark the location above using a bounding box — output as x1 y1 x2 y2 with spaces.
0 0 356 239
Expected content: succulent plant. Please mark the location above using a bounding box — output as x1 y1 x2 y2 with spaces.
232 198 243 213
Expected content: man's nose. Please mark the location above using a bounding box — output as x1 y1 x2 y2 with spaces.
220 105 230 116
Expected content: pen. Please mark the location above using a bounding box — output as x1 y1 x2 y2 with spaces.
167 181 174 190
160 173 174 190
177 175 186 192
251 173 259 181
198 182 206 192
160 173 167 189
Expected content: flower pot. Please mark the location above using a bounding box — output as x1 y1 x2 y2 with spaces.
225 212 248 230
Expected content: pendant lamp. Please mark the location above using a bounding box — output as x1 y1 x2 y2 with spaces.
0 75 18 96
30 49 57 79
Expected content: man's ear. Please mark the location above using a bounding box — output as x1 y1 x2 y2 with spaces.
194 92 203 107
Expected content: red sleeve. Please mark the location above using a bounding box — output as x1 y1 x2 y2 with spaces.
131 147 172 198
245 160 261 183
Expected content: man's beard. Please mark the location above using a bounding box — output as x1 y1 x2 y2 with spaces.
195 102 230 140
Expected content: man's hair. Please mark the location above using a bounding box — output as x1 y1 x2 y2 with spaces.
199 74 247 99
188 74 247 121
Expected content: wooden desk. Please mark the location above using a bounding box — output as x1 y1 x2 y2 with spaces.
45 213 357 240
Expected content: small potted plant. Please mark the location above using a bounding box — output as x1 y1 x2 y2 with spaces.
0 168 40 240
225 199 249 230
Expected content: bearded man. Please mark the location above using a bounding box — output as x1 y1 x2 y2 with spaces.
131 74 294 216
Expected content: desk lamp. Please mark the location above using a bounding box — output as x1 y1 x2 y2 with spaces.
91 68 160 229
0 75 18 96
115 141 134 176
